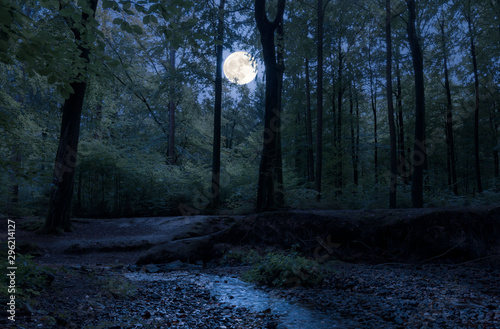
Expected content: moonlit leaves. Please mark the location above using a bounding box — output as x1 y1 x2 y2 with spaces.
112 18 143 35
103 0 199 38
142 15 158 25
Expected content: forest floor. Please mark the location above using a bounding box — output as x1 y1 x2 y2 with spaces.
2 206 500 328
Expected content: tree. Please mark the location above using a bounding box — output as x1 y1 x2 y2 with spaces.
255 0 286 211
367 27 379 185
315 0 325 201
395 44 408 184
386 0 397 208
462 1 483 193
44 0 99 233
168 48 177 165
406 0 426 208
305 58 315 183
438 18 458 195
211 0 225 208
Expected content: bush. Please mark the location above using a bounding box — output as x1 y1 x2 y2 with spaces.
1 251 55 304
243 247 324 288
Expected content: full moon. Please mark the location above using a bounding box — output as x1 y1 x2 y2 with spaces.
223 51 258 85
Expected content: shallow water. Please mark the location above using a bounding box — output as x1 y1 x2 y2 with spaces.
125 271 348 329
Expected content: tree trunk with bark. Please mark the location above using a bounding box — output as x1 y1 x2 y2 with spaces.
368 45 378 184
44 0 99 233
275 11 285 206
395 46 408 184
336 43 344 191
315 0 324 201
211 0 225 209
466 16 483 193
349 80 358 186
305 58 315 183
168 48 176 165
255 0 286 211
439 20 458 195
406 0 426 208
386 0 397 208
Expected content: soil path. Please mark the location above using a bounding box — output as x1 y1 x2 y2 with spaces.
10 215 241 265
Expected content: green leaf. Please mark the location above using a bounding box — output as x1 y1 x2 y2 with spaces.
102 0 114 9
122 1 131 11
121 22 132 33
37 66 52 76
0 7 14 25
71 12 81 22
47 73 57 85
112 18 123 25
143 15 150 24
59 7 74 17
135 4 146 13
131 24 143 35
123 8 134 15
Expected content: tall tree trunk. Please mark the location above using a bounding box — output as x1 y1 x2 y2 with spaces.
355 80 360 185
490 103 499 177
211 0 225 209
349 80 358 186
395 46 407 184
315 0 324 201
406 0 426 208
467 16 483 193
368 45 378 184
44 0 99 233
336 43 343 191
439 20 458 195
275 10 285 206
386 0 397 208
168 48 176 165
305 58 315 183
255 0 286 211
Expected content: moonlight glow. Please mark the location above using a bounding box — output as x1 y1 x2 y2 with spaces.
223 51 258 85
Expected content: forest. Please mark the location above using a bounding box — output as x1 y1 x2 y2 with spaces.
2 1 500 328
1 0 499 226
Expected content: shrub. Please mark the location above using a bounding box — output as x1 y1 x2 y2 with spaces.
1 251 55 304
243 248 324 288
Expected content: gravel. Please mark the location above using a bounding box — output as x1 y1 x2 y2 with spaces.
4 260 499 329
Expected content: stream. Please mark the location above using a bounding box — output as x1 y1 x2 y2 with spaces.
124 270 351 328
